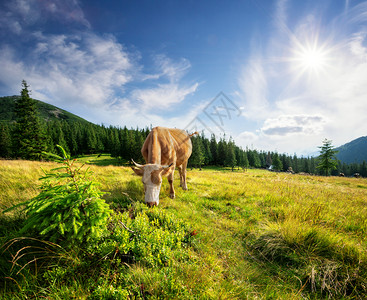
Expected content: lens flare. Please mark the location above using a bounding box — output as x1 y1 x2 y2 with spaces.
291 41 331 76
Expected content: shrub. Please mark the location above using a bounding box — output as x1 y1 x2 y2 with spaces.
9 146 113 247
90 202 194 268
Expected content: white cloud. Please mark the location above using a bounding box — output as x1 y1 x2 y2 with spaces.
0 47 25 91
4 32 134 109
153 55 192 82
0 0 90 36
238 55 269 120
348 2 367 24
42 0 91 28
129 54 199 110
131 82 199 110
236 131 259 145
261 115 326 136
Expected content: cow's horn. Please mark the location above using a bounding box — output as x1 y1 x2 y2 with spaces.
162 163 173 169
131 159 144 168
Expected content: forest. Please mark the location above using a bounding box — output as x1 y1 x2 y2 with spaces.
1 118 366 177
0 81 366 177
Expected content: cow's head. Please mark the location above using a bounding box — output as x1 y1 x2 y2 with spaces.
131 159 173 206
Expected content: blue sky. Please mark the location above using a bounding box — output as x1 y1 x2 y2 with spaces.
1 0 367 155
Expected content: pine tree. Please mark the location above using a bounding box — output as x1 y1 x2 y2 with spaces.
13 80 47 160
209 134 218 165
201 133 212 166
272 153 283 171
242 151 249 171
119 127 130 159
189 136 205 169
317 139 339 176
303 157 310 173
109 128 121 158
247 149 261 168
225 139 237 171
234 147 242 170
85 124 97 154
128 130 137 160
259 151 266 168
217 137 227 166
134 129 145 162
68 122 80 156
292 154 299 173
52 121 69 154
360 161 367 177
0 124 12 158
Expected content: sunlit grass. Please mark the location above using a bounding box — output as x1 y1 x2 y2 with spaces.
1 160 366 298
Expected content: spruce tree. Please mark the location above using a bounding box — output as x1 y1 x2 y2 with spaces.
85 125 97 154
217 137 227 166
201 133 212 165
247 149 261 168
293 154 299 173
317 139 339 176
272 153 283 171
242 151 249 171
209 134 218 165
13 80 47 160
0 124 12 158
189 136 205 169
52 121 69 153
66 122 80 156
119 127 130 159
134 129 145 162
360 161 367 177
109 128 121 158
225 139 237 171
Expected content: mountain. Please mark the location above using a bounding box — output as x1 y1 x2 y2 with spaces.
0 95 90 124
335 136 367 164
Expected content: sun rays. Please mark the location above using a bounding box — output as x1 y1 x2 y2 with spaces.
291 41 331 76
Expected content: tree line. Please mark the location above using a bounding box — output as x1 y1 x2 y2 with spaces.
0 81 366 177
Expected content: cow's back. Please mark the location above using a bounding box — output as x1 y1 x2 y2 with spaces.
141 127 192 166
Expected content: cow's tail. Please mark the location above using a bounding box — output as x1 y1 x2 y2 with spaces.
189 131 199 137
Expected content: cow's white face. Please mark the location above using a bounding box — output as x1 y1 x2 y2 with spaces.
131 162 172 206
141 164 163 206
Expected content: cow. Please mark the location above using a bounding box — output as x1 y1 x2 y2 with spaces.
131 126 197 206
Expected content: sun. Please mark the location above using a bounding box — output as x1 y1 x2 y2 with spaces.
299 48 326 70
290 41 331 76
298 46 328 71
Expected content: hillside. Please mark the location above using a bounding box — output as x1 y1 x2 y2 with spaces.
336 136 367 164
0 95 89 124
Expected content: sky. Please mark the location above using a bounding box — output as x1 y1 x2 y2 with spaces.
1 0 367 156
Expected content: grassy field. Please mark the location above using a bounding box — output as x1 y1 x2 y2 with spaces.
1 155 366 299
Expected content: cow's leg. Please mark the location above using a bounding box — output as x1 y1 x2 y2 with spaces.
178 165 184 188
168 170 175 199
180 160 188 190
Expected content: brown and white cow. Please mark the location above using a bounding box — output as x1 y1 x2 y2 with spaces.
131 126 197 206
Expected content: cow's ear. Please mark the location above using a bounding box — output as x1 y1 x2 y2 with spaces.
132 167 144 176
160 163 173 176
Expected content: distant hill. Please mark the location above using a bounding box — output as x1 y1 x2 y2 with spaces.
0 95 90 124
336 136 367 164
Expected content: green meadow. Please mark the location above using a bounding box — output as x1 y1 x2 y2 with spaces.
1 155 366 299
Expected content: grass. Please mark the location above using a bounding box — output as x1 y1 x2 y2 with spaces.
0 158 366 299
